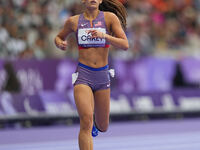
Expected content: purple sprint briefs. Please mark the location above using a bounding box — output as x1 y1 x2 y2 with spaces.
72 62 114 92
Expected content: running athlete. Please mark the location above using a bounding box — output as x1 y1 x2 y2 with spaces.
55 0 128 150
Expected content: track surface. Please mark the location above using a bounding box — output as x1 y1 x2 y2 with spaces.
0 119 200 150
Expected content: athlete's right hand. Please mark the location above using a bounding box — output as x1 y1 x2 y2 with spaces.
55 37 68 51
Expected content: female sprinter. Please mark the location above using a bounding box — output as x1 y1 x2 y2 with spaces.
54 0 128 149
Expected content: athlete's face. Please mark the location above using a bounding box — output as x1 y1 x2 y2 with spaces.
82 0 102 9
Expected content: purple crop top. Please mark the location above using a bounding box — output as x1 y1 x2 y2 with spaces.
76 11 110 49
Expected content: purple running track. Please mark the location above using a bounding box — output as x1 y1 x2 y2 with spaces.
0 118 200 150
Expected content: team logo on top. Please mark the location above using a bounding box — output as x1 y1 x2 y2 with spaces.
81 23 88 27
94 21 102 27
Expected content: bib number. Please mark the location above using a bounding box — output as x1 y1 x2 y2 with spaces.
78 28 106 47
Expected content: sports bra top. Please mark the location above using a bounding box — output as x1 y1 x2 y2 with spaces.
76 11 110 49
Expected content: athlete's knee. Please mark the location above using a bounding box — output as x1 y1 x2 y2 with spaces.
80 114 93 131
96 121 109 132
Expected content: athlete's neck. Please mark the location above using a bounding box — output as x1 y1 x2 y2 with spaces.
83 9 100 21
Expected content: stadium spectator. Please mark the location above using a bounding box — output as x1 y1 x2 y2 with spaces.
0 0 200 59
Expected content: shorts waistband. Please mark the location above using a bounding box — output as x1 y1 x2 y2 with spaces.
78 62 109 71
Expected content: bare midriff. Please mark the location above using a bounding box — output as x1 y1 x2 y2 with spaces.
78 47 109 68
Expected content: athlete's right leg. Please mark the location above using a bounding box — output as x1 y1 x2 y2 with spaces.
74 84 94 150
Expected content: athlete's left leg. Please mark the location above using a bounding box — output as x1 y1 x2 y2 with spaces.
93 88 110 132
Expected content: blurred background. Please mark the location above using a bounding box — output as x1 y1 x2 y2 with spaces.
1 0 200 150
0 0 200 130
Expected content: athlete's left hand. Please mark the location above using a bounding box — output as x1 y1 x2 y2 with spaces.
88 30 105 39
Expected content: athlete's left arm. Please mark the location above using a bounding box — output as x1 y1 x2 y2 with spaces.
105 12 129 50
88 12 129 50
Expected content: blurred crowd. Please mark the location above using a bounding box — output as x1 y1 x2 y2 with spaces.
0 0 200 60
126 0 200 59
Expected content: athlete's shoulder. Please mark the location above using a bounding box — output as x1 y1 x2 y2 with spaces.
103 11 119 24
103 11 119 26
64 15 80 31
104 11 118 19
70 14 80 20
67 15 80 24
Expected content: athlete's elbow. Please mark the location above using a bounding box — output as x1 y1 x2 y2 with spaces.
122 43 129 50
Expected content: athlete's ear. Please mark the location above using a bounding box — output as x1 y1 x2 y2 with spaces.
100 0 102 4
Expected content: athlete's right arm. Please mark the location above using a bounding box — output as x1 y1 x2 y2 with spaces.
55 16 76 51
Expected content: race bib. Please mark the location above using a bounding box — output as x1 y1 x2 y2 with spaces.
78 28 106 47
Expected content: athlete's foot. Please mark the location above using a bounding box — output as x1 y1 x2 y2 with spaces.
92 124 99 137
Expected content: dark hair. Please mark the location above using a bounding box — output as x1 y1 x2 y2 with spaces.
99 0 127 30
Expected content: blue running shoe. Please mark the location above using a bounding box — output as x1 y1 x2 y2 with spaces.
92 125 99 137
